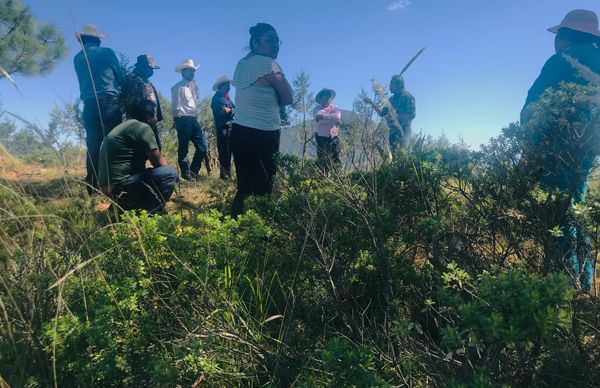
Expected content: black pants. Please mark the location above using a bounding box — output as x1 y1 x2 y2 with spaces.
82 95 122 193
316 135 340 167
230 123 280 217
216 125 232 178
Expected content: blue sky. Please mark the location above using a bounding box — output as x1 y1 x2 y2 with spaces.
1 0 598 148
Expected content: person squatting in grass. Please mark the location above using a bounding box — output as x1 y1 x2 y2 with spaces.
98 90 178 216
211 75 235 179
73 24 125 194
230 23 293 218
521 9 600 291
120 54 164 150
313 87 341 169
171 59 208 181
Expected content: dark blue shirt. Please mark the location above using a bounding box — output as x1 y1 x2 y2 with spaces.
523 43 600 109
74 43 126 102
211 91 235 129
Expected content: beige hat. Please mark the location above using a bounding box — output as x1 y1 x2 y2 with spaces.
212 75 233 91
75 24 108 39
315 87 336 103
175 59 200 73
548 9 600 37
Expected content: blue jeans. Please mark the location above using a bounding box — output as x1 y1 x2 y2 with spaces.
175 116 207 177
113 167 179 215
82 95 122 193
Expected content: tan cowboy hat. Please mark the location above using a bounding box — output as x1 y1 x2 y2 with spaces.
75 24 108 39
212 75 233 91
315 87 336 103
548 9 600 37
175 59 200 73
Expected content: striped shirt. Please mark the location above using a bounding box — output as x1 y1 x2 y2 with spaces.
232 54 283 131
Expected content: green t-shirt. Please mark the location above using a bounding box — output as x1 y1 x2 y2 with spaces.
98 119 158 187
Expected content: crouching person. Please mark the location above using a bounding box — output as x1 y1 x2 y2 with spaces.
99 98 179 215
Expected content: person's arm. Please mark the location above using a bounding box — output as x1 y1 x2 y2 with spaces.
521 54 567 122
148 148 168 168
363 96 384 116
108 49 126 86
171 85 180 117
261 72 293 106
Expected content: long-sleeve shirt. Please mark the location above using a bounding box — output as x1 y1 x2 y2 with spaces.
211 91 235 129
171 79 199 118
523 43 600 113
381 90 416 129
313 104 341 137
121 71 163 122
73 43 125 102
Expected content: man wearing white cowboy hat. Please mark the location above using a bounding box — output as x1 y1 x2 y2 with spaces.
521 9 600 292
171 59 207 181
211 75 235 179
121 54 163 150
73 24 126 194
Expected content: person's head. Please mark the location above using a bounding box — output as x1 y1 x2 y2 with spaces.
249 23 280 59
75 24 106 47
134 54 159 79
315 88 336 106
181 68 195 81
218 82 231 94
548 10 600 53
554 27 599 52
389 75 405 94
123 99 154 124
79 35 101 46
176 59 199 81
212 75 233 94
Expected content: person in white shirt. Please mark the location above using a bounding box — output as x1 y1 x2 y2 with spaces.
171 59 207 181
230 23 293 217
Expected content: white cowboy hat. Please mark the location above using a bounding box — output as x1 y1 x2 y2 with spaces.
75 24 108 39
175 59 200 73
548 9 600 37
212 75 233 91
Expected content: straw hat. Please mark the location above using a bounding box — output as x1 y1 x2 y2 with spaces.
315 87 336 103
548 9 600 37
175 59 200 73
75 24 108 39
212 75 233 91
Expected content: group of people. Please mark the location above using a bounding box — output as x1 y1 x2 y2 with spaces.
74 9 600 290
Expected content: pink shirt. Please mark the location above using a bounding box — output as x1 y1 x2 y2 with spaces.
313 104 341 138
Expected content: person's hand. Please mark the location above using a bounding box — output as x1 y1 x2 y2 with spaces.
148 117 158 127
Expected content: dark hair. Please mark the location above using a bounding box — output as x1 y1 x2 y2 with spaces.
558 28 599 45
249 23 276 51
79 35 101 46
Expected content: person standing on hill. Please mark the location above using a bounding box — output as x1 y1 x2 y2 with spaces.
230 23 293 218
365 75 416 151
120 54 163 150
313 87 341 168
521 9 600 292
73 24 125 194
98 90 178 215
211 76 235 179
171 59 207 181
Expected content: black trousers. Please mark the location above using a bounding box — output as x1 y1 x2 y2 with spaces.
216 125 232 178
316 135 340 166
230 123 280 217
82 95 122 194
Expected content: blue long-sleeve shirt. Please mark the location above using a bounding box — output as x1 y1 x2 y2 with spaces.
74 43 126 102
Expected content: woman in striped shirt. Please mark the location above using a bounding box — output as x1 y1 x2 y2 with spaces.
230 23 293 218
